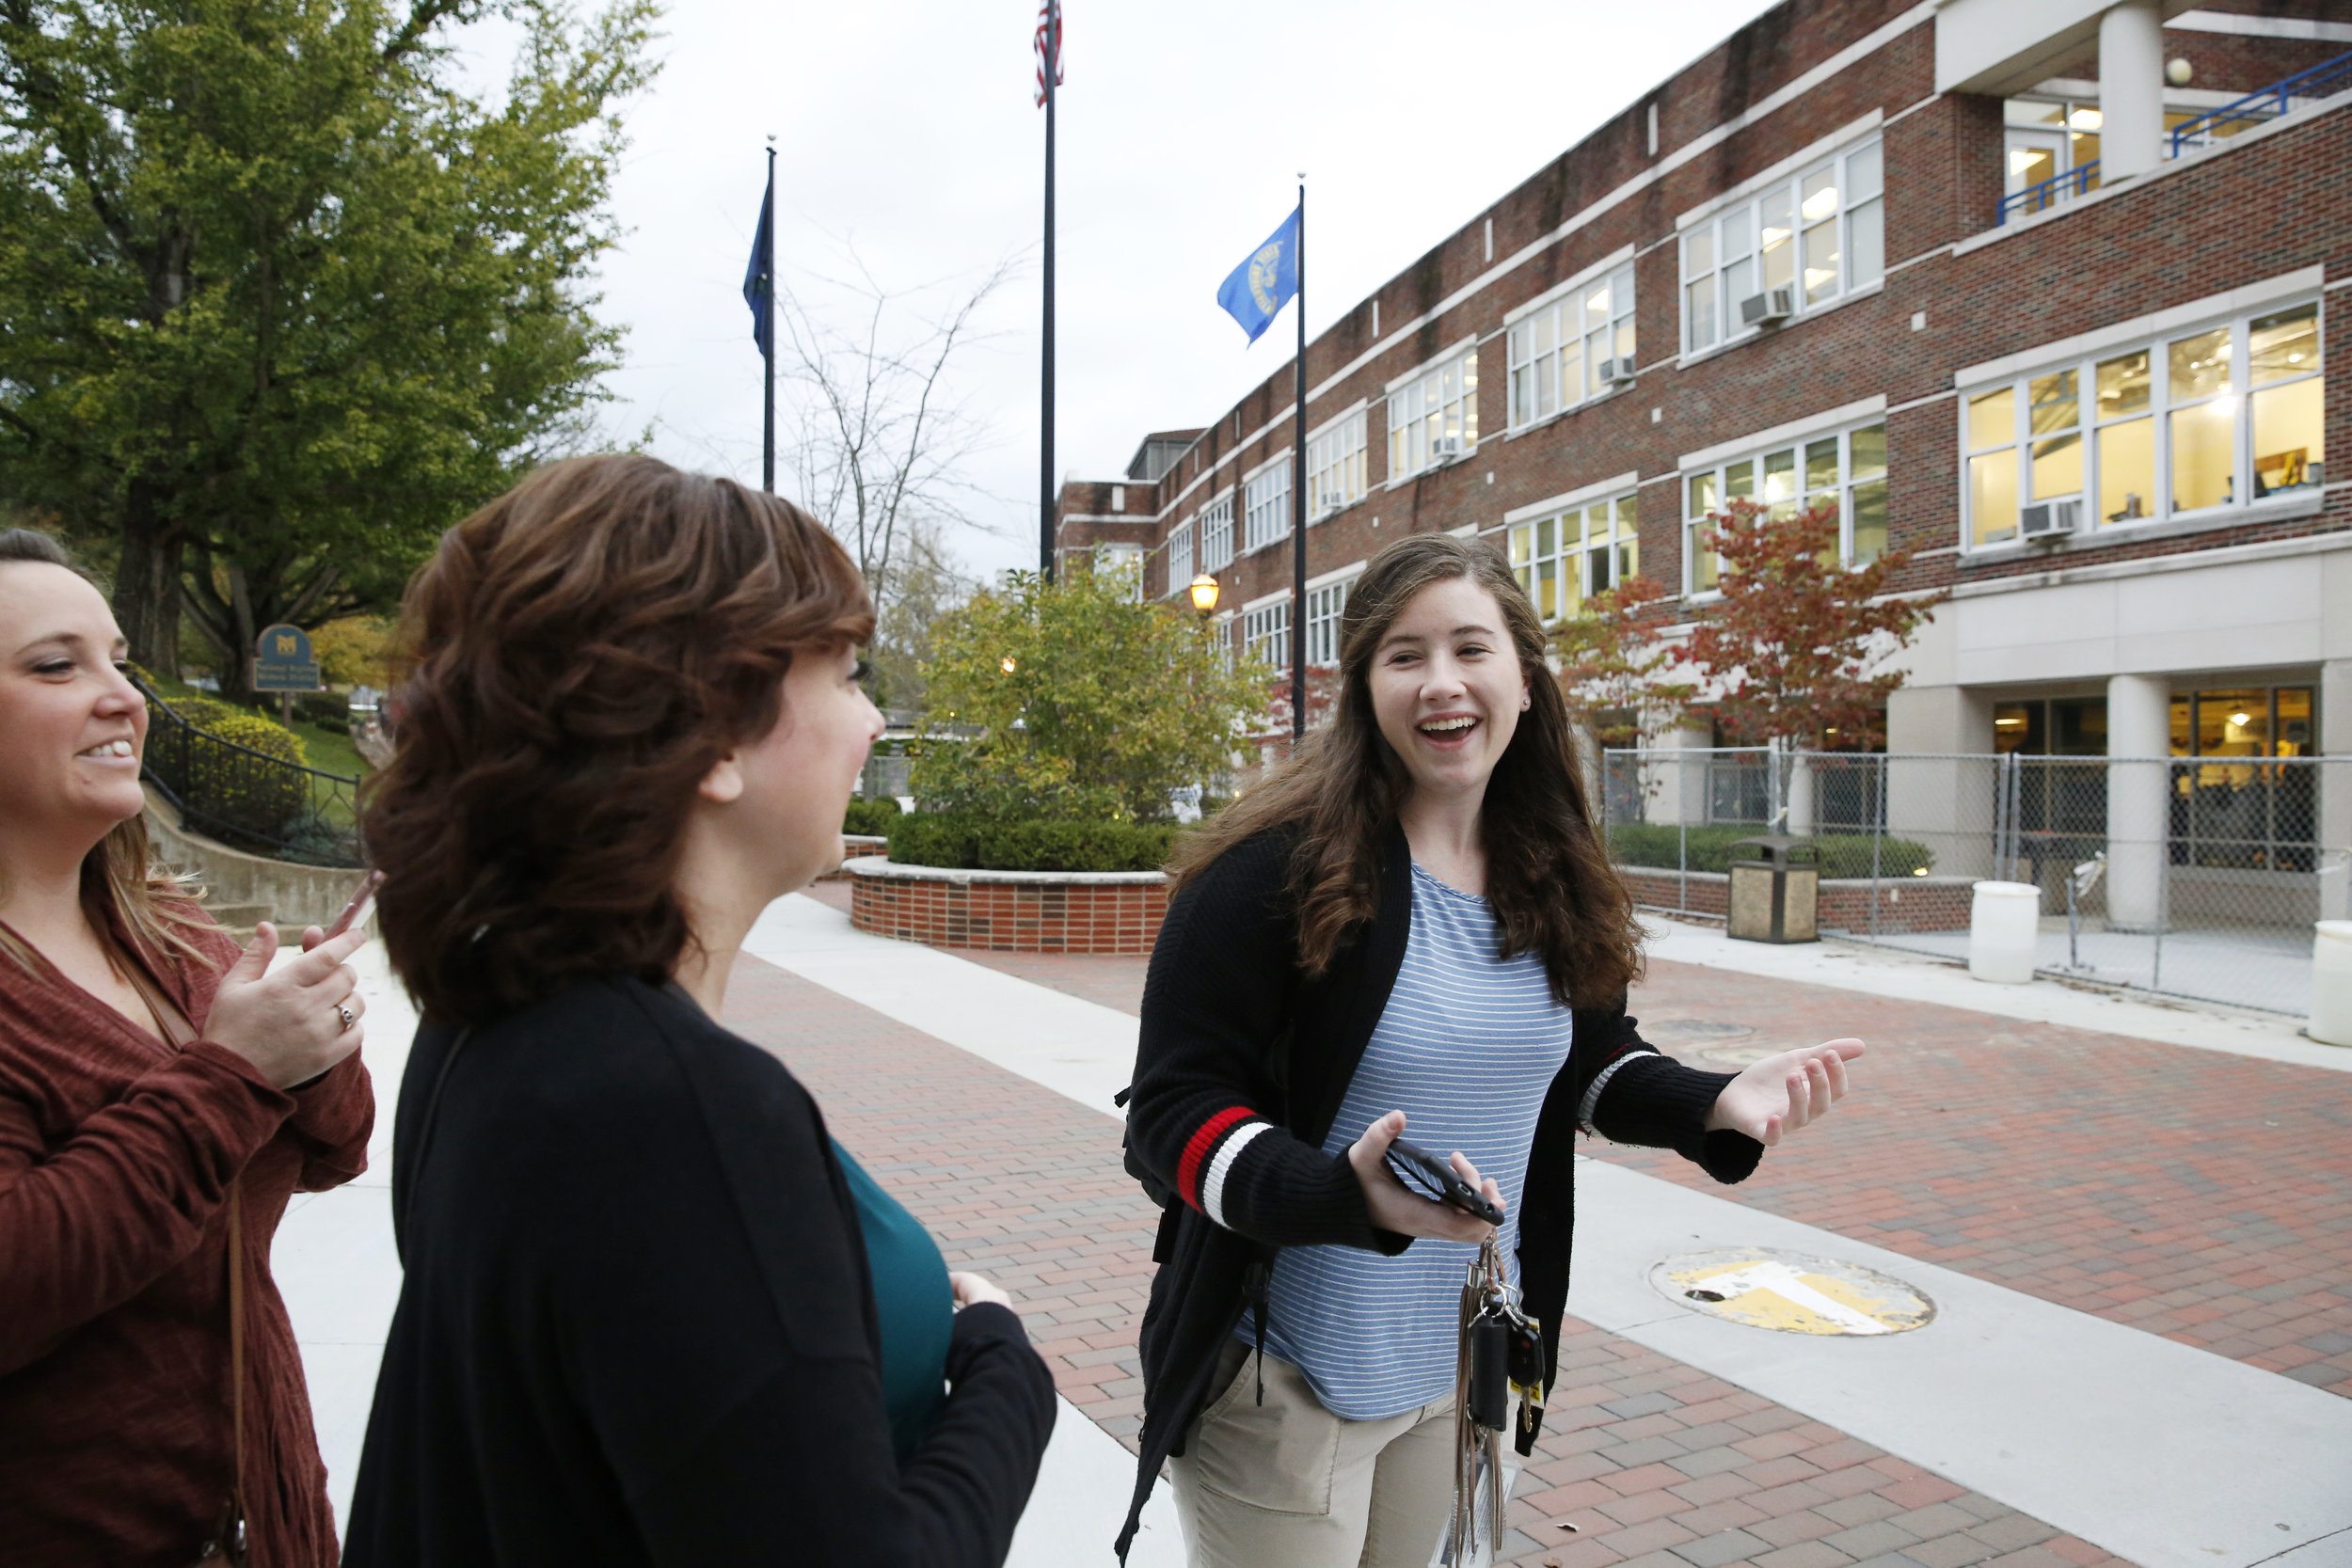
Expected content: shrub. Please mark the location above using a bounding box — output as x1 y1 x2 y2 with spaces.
162 694 241 732
181 715 311 842
1606 822 1933 879
886 814 1177 873
842 797 903 837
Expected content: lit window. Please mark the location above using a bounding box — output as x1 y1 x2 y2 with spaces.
1387 348 1478 480
1244 598 1290 671
1962 298 2323 547
1244 463 1292 552
1307 410 1368 521
1199 494 1234 572
1509 493 1639 622
1681 138 1883 355
1682 420 1890 594
1507 264 1635 430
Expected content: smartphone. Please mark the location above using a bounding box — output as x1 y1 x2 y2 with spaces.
1385 1136 1505 1226
324 870 385 940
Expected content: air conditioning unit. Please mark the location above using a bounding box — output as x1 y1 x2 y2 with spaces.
1597 356 1638 388
1430 436 1465 463
2020 498 2082 538
1319 491 1346 511
1740 287 1796 328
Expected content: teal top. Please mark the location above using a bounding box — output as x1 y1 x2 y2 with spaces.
832 1140 954 1465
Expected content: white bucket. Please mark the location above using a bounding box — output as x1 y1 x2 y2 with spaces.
2312 921 2352 1048
1969 880 2041 985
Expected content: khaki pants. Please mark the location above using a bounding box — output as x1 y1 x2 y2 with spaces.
1168 1339 1456 1568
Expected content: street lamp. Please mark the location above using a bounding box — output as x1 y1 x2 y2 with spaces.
1188 574 1220 615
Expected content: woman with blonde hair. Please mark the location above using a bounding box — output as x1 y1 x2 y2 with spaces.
1117 531 1866 1565
0 528 374 1562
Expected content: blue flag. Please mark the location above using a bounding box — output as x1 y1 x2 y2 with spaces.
1216 206 1300 344
743 177 774 360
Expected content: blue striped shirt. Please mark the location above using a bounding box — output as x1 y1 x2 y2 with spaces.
1249 860 1573 1420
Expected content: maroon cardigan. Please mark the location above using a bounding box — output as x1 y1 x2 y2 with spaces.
0 907 373 1566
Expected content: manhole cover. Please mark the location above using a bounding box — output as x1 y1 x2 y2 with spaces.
1642 1019 1755 1042
1651 1248 1934 1337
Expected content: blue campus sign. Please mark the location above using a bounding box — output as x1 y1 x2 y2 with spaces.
253 623 322 692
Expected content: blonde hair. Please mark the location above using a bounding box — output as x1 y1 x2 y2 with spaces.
0 530 224 981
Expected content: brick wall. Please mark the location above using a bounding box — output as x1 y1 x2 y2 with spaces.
850 865 1169 954
1623 865 1979 933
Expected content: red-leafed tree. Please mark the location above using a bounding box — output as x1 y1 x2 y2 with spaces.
1673 499 1943 749
1549 573 1690 748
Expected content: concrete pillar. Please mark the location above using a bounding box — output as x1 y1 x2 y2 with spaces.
1787 751 1817 837
2099 0 2167 181
1887 684 1997 879
2106 673 2171 930
2321 659 2352 921
1641 718 1713 828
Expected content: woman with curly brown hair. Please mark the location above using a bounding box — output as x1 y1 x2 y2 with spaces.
0 529 374 1564
343 455 1054 1568
1114 532 1867 1566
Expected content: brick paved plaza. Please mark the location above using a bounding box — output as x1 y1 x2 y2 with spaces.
727 892 2352 1568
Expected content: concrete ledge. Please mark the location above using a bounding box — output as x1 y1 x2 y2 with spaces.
142 784 368 929
1620 863 1977 934
848 858 1169 954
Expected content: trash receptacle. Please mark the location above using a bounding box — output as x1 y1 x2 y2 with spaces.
1726 835 1820 944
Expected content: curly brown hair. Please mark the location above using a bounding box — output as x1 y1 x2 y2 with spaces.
1169 531 1642 1006
363 455 872 1025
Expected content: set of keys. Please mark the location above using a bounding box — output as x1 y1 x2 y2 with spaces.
1437 1238 1545 1567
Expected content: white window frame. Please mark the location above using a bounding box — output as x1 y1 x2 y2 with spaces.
1166 519 1193 593
1506 263 1636 431
1681 417 1892 597
1094 542 1143 601
1679 136 1883 356
1307 407 1368 521
1958 295 2325 551
1508 491 1641 624
1243 595 1291 672
1386 342 1480 483
1244 461 1293 553
1199 493 1235 572
1304 576 1353 666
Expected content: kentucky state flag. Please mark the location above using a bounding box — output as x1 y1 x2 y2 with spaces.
1216 206 1299 344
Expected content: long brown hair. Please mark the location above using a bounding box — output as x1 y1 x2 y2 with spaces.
1170 532 1641 1006
362 455 873 1025
0 529 220 980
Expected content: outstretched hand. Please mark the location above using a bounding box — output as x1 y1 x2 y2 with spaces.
1704 1038 1865 1146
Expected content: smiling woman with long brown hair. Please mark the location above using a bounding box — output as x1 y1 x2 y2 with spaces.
0 529 373 1565
343 455 1054 1567
1115 532 1867 1566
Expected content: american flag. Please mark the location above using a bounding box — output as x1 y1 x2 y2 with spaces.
1032 0 1063 107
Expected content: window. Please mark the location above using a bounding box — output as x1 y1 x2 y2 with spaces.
1167 520 1193 591
1307 410 1368 519
1683 420 1889 593
1963 299 2323 546
1245 464 1292 552
1508 493 1639 622
1387 348 1479 480
1244 598 1291 672
1681 138 1883 355
1200 493 1235 571
1095 543 1142 600
2002 96 2249 218
1506 264 1635 428
1110 485 1127 512
1305 578 1351 665
2169 686 2320 873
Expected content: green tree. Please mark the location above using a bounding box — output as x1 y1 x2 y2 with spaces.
1672 498 1943 749
913 564 1264 823
0 0 657 682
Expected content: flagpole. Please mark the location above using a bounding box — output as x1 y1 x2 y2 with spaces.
1290 174 1308 742
1039 1 1059 581
761 141 777 494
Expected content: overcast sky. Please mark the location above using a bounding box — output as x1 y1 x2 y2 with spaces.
584 0 1783 578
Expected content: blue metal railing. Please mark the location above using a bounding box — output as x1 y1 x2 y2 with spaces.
2169 49 2352 157
1997 160 2100 226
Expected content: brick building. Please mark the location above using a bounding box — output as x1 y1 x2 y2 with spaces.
1053 0 2350 903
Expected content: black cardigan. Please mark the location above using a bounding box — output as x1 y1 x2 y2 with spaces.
1116 827 1760 1560
344 975 1056 1567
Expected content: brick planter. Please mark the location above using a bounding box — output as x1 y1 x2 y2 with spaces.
816 834 890 883
848 857 1169 954
1619 864 1978 935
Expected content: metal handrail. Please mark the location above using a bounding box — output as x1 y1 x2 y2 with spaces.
1996 159 2100 226
2170 49 2352 158
134 677 365 867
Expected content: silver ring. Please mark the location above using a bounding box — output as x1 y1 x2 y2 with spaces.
336 1005 356 1032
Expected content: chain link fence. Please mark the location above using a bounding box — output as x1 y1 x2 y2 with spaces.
1599 745 2352 1016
